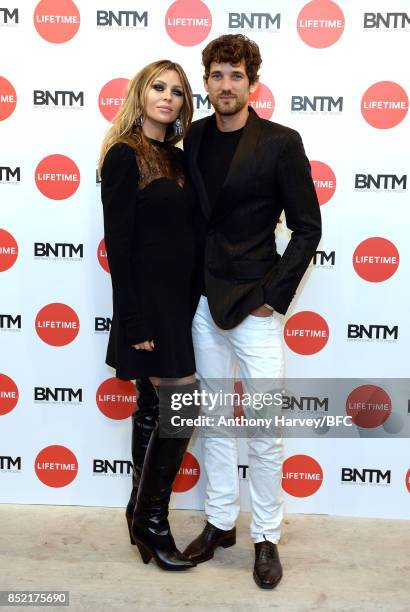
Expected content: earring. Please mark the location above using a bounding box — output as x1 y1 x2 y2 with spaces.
173 117 183 137
134 114 144 128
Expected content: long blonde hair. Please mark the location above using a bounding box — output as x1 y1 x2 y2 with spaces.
98 60 193 175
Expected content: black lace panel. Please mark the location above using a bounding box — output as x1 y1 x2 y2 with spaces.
136 144 185 191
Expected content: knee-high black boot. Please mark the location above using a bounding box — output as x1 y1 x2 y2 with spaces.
131 381 200 571
125 378 159 544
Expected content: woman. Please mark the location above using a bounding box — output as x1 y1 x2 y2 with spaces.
99 60 200 571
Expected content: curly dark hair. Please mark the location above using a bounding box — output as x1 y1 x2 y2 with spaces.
202 34 262 84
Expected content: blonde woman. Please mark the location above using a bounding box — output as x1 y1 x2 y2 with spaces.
99 60 200 571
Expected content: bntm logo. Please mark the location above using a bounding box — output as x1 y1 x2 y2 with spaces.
0 373 19 416
172 451 200 492
284 311 329 355
248 83 275 120
0 229 18 272
361 81 408 129
35 445 78 487
165 0 212 46
0 76 17 121
282 454 323 497
34 0 80 44
353 237 399 282
297 0 345 48
35 303 80 346
96 377 136 420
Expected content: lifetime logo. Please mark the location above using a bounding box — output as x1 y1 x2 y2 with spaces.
0 314 21 330
165 0 212 47
310 160 336 205
355 174 407 191
297 0 345 48
96 10 148 28
341 468 391 485
0 76 17 121
249 83 275 120
35 154 80 200
0 8 18 24
312 250 336 267
361 81 408 129
0 229 18 271
363 13 410 29
0 456 21 470
98 78 129 122
353 237 399 282
95 317 111 332
96 377 136 420
282 454 323 497
34 242 83 259
228 12 280 30
281 395 328 411
33 90 84 107
291 96 343 112
172 452 200 492
35 303 80 346
34 0 80 44
347 324 398 341
97 238 109 272
0 373 19 415
34 387 82 403
35 445 78 487
0 166 20 183
284 311 329 355
93 459 133 475
346 384 391 428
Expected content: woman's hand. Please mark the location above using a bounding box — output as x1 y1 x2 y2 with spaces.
132 340 154 351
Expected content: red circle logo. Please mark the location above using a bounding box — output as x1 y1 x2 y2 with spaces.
35 445 78 487
35 303 80 346
96 378 136 420
0 76 17 121
248 83 275 120
297 0 345 48
165 0 212 46
361 82 408 129
0 229 18 272
34 0 80 44
97 238 110 273
405 469 410 494
35 154 80 200
346 385 392 429
282 454 323 497
172 451 200 492
98 78 129 122
284 311 329 355
353 237 399 282
0 373 19 416
310 160 336 205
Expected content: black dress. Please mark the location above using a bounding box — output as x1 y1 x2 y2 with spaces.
101 139 198 381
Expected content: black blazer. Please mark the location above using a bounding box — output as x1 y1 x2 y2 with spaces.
184 107 322 330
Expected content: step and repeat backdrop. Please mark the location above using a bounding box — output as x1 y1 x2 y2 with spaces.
1 0 409 520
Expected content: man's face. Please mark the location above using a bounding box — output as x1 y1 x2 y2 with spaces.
204 59 258 116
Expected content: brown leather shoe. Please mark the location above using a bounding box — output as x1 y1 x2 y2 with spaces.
253 539 282 589
183 521 236 564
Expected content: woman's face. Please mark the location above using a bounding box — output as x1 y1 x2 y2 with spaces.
144 69 184 127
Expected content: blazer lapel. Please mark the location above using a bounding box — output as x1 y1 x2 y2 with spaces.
189 117 213 220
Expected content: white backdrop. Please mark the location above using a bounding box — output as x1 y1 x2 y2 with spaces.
1 0 409 520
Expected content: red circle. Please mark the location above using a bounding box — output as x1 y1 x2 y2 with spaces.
248 83 275 120
0 374 19 416
172 451 200 492
353 237 399 282
0 229 18 272
310 160 336 205
34 445 78 487
98 78 129 122
35 154 80 200
346 385 392 429
282 454 323 497
97 238 110 273
35 303 80 346
284 311 329 355
405 469 410 494
297 0 345 48
33 0 80 44
96 378 136 420
0 76 17 121
361 82 408 129
165 0 212 46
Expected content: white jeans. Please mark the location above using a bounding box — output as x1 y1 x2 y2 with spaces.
192 295 285 544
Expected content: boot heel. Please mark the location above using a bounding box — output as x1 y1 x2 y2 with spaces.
125 513 136 545
135 539 153 564
220 534 236 548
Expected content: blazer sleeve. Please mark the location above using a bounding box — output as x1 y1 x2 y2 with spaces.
101 143 153 345
262 131 322 314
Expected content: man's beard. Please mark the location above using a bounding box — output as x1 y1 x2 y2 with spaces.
212 95 247 116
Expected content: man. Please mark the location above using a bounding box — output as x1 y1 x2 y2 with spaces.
183 34 321 589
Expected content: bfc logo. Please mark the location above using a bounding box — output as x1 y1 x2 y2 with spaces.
248 83 275 120
165 0 212 46
0 76 17 121
35 155 80 200
34 0 80 43
0 229 18 272
346 385 391 429
297 0 344 48
284 311 329 355
35 445 78 487
172 451 200 492
310 161 336 205
0 373 19 416
353 237 399 282
361 82 408 129
98 78 129 122
35 303 80 346
96 378 136 420
282 454 323 497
